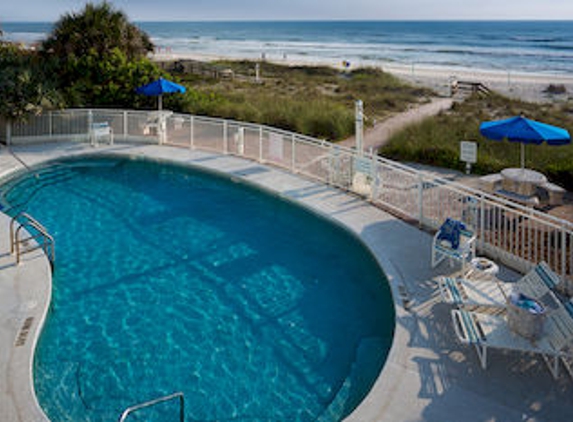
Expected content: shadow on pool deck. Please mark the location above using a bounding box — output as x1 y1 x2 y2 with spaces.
349 217 573 422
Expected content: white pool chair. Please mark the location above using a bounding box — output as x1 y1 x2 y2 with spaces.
431 218 476 271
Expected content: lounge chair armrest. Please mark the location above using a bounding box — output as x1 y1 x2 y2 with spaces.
451 309 481 345
452 310 469 343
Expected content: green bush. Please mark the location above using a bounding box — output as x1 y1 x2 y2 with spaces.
300 103 354 140
0 43 62 121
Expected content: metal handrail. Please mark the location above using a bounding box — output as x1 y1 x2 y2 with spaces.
10 212 55 265
118 391 184 422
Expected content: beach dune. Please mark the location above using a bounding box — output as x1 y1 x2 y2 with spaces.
152 51 573 104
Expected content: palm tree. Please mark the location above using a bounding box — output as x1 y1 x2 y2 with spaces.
42 1 153 60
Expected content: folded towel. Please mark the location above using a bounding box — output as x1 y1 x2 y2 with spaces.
509 291 544 315
437 218 466 249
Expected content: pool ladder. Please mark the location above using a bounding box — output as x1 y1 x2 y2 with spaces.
118 391 185 422
10 212 55 266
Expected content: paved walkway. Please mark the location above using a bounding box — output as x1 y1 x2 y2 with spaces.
341 97 454 152
0 143 571 421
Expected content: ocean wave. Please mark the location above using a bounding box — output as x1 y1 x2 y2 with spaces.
509 35 570 43
3 31 47 43
544 44 573 52
5 21 573 74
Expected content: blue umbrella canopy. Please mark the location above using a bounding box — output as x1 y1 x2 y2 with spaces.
136 77 186 110
479 115 571 168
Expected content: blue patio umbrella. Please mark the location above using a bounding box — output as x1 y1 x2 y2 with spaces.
479 115 571 168
136 77 186 110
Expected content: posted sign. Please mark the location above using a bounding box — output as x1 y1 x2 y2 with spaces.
460 141 477 164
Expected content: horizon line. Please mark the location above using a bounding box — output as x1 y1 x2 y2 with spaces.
3 18 573 24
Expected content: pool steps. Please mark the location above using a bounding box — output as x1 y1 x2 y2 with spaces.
1 167 74 214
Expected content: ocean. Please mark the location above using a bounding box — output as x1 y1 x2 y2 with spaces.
2 20 573 75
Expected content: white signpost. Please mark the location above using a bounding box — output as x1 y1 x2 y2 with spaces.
460 141 477 174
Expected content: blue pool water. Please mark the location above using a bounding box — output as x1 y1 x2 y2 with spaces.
0 155 394 421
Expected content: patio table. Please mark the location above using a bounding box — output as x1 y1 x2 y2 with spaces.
501 167 547 197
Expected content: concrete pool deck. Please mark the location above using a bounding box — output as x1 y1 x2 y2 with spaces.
0 142 572 422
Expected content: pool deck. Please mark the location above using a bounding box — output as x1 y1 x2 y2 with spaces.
1 143 572 422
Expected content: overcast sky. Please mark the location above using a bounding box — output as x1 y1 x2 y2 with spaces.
2 0 573 21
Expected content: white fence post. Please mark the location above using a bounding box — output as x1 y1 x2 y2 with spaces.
223 120 228 154
6 121 11 146
562 227 567 281
369 151 376 201
49 111 53 139
123 111 128 140
479 194 485 252
291 134 296 172
88 109 93 129
190 116 194 149
258 127 263 162
417 173 424 228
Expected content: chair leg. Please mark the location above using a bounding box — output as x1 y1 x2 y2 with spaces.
432 249 443 268
542 355 561 379
561 356 573 380
475 344 488 369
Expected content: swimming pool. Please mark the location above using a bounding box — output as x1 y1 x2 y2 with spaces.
0 155 395 421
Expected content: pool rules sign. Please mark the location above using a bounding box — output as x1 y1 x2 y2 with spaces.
460 141 477 174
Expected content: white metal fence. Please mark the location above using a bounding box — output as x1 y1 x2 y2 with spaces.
2 109 572 290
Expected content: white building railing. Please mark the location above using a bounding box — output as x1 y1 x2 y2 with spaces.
2 109 572 290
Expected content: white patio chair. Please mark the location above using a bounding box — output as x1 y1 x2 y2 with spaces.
431 218 476 271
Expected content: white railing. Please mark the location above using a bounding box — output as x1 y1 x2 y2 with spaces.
2 109 572 289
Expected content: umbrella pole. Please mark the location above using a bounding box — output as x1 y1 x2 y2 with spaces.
158 95 163 111
521 143 525 169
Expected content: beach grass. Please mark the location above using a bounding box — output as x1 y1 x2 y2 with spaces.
170 60 434 141
379 92 573 190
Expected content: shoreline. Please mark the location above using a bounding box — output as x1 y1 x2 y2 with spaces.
152 51 573 103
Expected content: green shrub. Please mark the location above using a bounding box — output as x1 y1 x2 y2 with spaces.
300 102 354 140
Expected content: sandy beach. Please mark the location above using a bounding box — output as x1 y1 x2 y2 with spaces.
153 51 573 103
382 62 573 103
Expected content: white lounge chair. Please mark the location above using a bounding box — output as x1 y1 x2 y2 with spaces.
431 218 476 271
437 262 562 310
437 275 507 309
452 304 573 379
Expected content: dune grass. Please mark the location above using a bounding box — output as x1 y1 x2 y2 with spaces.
379 93 573 190
170 60 434 141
